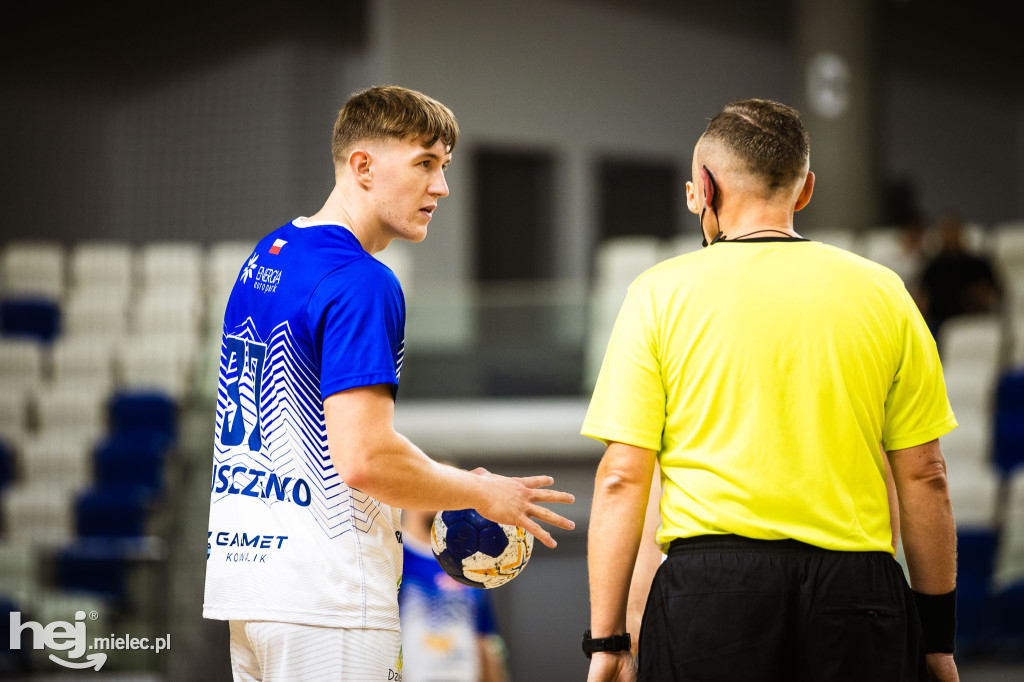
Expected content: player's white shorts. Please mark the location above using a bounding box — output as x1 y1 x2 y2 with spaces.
229 620 403 681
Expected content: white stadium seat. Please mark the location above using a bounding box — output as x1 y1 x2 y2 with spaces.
1 241 65 299
593 236 664 289
945 458 1000 530
940 415 991 465
34 382 110 436
62 291 130 338
992 221 1024 271
50 335 117 386
0 542 40 603
117 332 197 400
69 241 134 294
206 240 255 316
18 431 96 490
133 289 202 336
0 339 45 393
138 241 204 294
938 314 1004 377
1 482 76 545
943 362 995 428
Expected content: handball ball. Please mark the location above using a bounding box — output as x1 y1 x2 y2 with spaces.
430 509 534 589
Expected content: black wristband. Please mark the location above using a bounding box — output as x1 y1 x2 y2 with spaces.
911 589 957 653
581 629 631 658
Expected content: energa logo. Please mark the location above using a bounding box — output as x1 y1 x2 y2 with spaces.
240 254 259 283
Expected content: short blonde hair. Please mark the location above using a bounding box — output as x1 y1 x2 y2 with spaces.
331 85 459 167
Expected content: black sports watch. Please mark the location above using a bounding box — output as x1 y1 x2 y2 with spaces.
581 629 632 658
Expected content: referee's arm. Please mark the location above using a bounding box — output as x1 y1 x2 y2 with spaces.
588 442 657 643
886 438 959 681
887 438 956 593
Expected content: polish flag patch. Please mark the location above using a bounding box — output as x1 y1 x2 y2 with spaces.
269 239 287 255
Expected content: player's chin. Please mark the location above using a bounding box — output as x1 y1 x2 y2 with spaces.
405 223 429 242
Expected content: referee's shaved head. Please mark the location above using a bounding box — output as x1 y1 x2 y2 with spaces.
698 99 810 196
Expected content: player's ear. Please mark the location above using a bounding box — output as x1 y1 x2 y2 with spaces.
685 180 700 215
348 149 373 188
794 171 814 212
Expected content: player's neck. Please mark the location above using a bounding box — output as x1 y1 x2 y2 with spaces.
308 184 390 254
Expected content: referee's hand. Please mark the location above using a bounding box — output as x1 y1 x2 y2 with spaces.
925 653 958 681
587 651 635 682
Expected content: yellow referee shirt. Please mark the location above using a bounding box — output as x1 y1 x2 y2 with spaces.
582 239 957 554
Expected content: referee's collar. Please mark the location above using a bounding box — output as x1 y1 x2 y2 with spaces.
718 236 810 243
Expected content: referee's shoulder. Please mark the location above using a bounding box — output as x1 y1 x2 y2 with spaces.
809 240 906 287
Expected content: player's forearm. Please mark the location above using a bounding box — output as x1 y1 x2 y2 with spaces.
324 386 490 511
889 441 957 594
338 431 488 511
588 444 656 637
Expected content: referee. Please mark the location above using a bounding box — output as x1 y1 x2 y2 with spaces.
582 99 959 681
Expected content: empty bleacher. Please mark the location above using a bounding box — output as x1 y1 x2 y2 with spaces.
0 237 254 674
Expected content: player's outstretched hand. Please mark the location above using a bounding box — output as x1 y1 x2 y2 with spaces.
470 467 575 548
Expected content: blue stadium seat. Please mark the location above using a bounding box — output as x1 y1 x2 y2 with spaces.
108 391 177 443
991 582 1024 659
994 371 1024 475
0 438 13 490
92 432 168 493
74 485 153 538
0 297 60 343
956 529 999 653
52 538 140 603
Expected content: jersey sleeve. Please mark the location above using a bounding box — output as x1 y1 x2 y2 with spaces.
306 258 406 401
581 280 666 451
881 286 958 451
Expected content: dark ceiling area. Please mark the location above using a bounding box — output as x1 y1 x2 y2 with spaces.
1 0 1019 95
589 0 1022 94
0 1 367 90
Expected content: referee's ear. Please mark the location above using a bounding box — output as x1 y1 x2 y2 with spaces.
794 171 815 212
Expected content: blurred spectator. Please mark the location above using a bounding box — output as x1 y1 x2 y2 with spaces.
891 210 930 288
917 212 1002 338
399 507 509 682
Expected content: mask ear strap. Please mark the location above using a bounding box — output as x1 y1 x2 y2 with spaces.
700 165 716 210
699 166 721 247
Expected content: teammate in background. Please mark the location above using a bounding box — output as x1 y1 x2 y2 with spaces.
204 85 574 681
582 99 959 681
400 506 510 682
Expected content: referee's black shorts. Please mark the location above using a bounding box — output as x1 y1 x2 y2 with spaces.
638 535 927 682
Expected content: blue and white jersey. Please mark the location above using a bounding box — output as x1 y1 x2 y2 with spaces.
203 218 406 630
399 537 498 682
